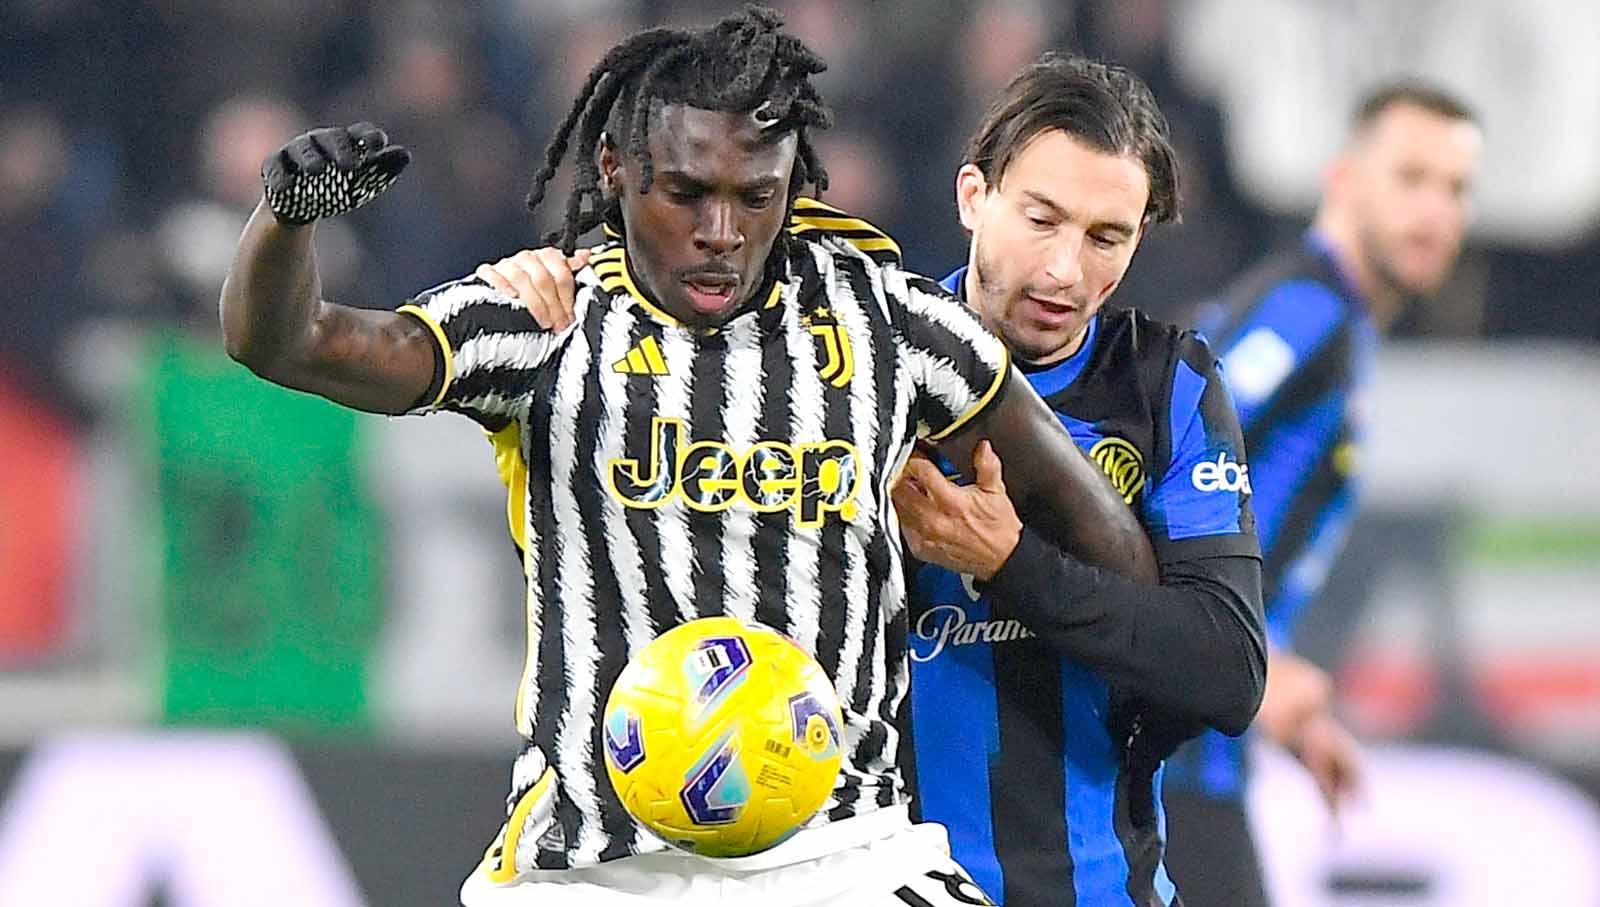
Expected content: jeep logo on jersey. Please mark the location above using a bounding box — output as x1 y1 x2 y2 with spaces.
1191 452 1252 494
1088 436 1146 504
909 604 1036 662
607 417 861 526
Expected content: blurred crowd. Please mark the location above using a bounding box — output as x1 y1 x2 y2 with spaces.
5 0 1597 432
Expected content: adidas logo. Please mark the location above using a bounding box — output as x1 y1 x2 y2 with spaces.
613 336 669 376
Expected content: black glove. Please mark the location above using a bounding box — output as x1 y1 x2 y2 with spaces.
261 122 411 226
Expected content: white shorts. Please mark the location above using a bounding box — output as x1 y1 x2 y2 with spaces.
459 806 993 907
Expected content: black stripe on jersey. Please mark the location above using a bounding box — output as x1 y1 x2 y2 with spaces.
688 332 730 618
895 888 936 907
571 309 640 862
525 367 573 871
815 315 858 817
449 366 541 415
446 297 546 339
992 639 1073 906
813 380 854 679
751 306 795 635
843 255 906 809
618 322 677 636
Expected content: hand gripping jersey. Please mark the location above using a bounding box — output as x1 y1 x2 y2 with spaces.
397 201 1010 874
904 268 1261 906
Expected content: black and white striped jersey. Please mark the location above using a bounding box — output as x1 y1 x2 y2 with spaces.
399 202 1010 873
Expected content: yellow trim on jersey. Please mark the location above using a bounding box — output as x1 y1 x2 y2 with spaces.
788 197 903 260
761 281 785 309
925 347 1013 443
482 766 556 883
486 423 529 555
396 304 455 408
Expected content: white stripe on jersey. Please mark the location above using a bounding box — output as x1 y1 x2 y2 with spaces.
781 285 824 655
794 246 872 799
830 262 893 786
902 346 986 438
547 326 607 865
653 329 699 625
415 280 513 322
718 311 766 625
595 310 655 658
456 331 564 379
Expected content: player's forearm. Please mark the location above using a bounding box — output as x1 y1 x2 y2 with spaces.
988 531 1267 734
220 200 435 414
221 199 324 376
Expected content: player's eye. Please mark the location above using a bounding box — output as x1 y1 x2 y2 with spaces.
667 187 703 204
1090 233 1121 250
1025 213 1054 230
743 192 776 209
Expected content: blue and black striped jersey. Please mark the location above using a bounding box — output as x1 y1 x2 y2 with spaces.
1164 233 1377 799
903 269 1263 906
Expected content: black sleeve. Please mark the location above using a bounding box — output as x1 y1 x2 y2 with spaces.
985 526 1266 736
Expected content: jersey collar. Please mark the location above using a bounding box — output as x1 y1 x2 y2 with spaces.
591 245 783 334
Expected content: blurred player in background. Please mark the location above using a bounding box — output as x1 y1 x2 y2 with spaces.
493 51 1269 907
1161 81 1483 906
219 7 1158 905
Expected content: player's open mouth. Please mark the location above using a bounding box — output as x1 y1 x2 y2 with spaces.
683 274 740 313
1026 293 1077 325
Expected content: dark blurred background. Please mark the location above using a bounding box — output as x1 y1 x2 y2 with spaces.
2 2 1598 905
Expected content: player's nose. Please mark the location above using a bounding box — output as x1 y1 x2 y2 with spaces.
694 200 744 256
1043 231 1085 288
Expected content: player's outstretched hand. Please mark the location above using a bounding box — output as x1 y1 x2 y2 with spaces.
261 123 411 227
476 247 592 332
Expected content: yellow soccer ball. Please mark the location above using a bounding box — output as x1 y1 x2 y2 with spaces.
602 616 844 858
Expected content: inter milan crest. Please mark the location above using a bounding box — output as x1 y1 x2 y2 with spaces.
1088 436 1146 505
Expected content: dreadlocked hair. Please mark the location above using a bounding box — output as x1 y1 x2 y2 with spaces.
526 5 833 254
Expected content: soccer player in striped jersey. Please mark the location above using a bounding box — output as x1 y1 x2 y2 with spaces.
219 9 1157 906
1161 82 1483 906
497 51 1269 907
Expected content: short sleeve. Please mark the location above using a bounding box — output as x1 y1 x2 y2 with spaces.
396 276 571 428
1141 332 1261 562
883 268 1011 442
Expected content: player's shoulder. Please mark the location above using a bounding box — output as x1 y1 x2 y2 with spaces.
577 240 630 297
788 197 904 267
785 199 956 318
1094 305 1204 371
1205 244 1359 341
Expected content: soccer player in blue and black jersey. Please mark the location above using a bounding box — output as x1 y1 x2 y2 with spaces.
888 55 1267 906
1161 82 1483 906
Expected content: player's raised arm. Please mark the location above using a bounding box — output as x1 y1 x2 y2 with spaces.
220 123 436 415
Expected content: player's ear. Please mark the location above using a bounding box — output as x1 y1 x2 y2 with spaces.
955 163 989 233
597 132 622 196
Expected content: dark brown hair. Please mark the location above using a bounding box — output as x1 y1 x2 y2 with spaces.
1353 80 1478 133
964 51 1179 225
